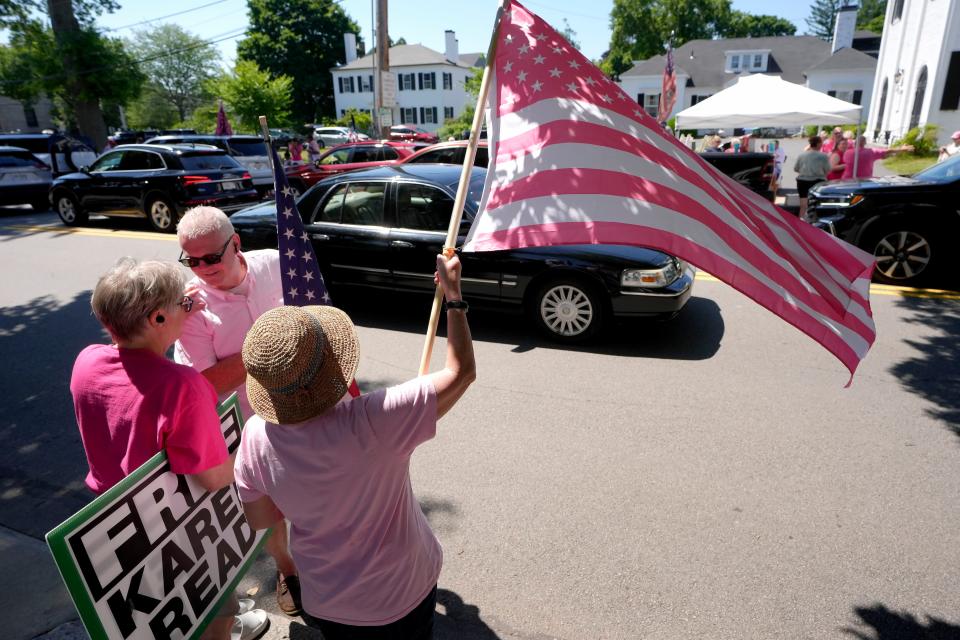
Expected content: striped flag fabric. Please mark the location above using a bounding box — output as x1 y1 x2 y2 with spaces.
269 144 361 396
463 0 877 378
658 45 677 125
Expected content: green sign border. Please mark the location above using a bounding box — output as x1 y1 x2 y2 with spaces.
45 394 270 640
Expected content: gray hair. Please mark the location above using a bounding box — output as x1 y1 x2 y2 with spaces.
177 206 234 244
91 257 185 342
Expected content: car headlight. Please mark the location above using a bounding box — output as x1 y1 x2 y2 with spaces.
621 260 680 288
811 193 864 208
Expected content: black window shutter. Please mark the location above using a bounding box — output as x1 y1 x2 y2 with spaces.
357 75 363 91
637 93 644 105
827 90 837 97
419 107 425 123
431 72 436 88
338 77 343 93
940 51 960 110
852 90 862 105
418 73 423 90
399 110 405 124
432 107 438 123
369 75 374 91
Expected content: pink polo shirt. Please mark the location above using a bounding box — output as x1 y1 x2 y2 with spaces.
842 147 888 179
174 250 284 420
234 377 442 625
71 345 228 494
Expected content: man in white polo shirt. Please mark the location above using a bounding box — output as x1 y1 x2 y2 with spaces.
174 205 302 617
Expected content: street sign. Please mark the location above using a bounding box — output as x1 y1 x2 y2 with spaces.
381 71 397 107
379 107 393 128
46 395 268 640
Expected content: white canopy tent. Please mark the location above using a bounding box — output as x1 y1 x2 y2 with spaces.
674 74 862 130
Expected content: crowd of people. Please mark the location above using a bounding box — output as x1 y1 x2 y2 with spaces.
70 206 476 640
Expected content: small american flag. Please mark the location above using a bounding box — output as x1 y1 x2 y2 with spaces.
464 0 876 380
658 46 677 125
269 143 360 396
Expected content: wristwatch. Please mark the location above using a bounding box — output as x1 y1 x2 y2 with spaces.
444 299 469 312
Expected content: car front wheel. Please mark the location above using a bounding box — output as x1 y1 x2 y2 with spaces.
55 192 87 226
867 225 937 286
532 279 604 343
146 196 177 233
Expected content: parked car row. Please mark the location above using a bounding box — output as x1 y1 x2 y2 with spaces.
144 134 273 196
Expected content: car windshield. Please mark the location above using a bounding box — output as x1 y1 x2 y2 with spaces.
913 154 960 181
179 153 242 170
228 139 268 156
0 151 42 167
0 138 49 153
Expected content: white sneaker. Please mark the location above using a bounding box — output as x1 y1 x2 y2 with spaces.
231 609 269 640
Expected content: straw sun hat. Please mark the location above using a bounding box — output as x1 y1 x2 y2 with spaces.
242 305 359 424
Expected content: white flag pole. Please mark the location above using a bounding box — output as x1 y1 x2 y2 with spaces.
417 0 508 376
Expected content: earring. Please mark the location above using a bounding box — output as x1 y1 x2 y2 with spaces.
156 314 165 323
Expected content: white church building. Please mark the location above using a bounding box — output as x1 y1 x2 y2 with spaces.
867 0 960 145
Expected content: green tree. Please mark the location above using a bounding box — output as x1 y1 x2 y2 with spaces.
603 0 732 78
806 0 842 40
334 108 372 135
438 104 474 140
207 60 293 132
0 16 142 144
125 85 180 130
237 0 362 125
128 24 219 122
463 67 482 99
722 11 796 37
857 0 886 33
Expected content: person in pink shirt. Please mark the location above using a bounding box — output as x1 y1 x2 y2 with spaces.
827 139 848 180
235 253 476 639
841 135 914 179
173 206 302 616
70 257 268 640
821 127 843 154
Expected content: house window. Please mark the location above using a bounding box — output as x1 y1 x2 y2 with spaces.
338 76 355 93
875 79 889 139
910 66 928 130
359 75 373 92
400 73 415 90
729 55 740 71
420 107 438 124
400 107 418 124
418 72 436 90
444 106 455 119
940 52 960 110
892 0 904 22
443 72 453 90
752 54 763 69
644 93 659 117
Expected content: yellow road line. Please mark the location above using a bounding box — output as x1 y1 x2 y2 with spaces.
6 224 959 301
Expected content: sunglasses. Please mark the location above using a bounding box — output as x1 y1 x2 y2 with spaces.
178 237 233 268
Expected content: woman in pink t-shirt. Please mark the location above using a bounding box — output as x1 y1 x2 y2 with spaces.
827 139 848 180
70 257 267 640
235 254 476 639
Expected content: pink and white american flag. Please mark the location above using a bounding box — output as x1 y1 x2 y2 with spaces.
463 0 877 378
658 45 677 125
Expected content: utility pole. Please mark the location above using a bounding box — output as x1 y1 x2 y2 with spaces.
376 0 391 139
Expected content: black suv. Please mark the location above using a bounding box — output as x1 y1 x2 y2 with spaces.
49 144 260 233
809 154 960 287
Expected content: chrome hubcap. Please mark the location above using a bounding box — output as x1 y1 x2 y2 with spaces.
151 201 172 229
58 198 75 222
540 285 593 336
874 231 930 281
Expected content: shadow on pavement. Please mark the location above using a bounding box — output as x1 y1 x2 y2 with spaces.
842 603 960 639
0 292 101 538
337 289 724 362
888 296 960 440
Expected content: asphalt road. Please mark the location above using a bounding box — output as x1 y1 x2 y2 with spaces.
1 209 959 640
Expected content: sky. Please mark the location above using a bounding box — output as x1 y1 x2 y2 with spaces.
86 0 818 69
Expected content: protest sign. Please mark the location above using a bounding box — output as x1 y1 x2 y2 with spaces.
46 394 268 640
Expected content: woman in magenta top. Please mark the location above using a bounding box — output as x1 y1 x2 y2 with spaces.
827 139 848 181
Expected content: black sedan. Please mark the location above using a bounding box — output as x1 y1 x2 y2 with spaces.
49 144 260 233
809 155 960 286
230 164 695 342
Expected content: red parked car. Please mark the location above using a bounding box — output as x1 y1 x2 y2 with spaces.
284 141 420 195
401 140 489 168
389 125 439 143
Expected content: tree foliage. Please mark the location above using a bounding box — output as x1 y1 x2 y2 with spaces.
206 60 293 133
722 11 796 37
603 0 734 78
334 108 372 135
856 0 886 34
805 0 841 40
559 18 581 51
237 0 362 125
438 104 474 141
128 24 220 122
